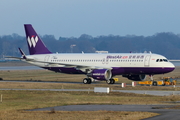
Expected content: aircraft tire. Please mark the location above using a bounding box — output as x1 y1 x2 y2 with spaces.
87 78 92 84
106 79 111 84
153 81 157 86
106 79 115 84
83 78 89 84
110 79 115 84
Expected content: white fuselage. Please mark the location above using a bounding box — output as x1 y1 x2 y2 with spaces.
24 52 175 75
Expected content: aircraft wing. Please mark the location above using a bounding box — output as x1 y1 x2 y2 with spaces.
33 60 112 72
4 56 112 72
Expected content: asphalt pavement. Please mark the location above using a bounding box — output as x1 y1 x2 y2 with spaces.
28 105 180 120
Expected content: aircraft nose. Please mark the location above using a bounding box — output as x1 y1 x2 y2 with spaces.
168 62 175 71
170 62 175 68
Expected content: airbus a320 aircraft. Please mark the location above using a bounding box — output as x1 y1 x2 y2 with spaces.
9 24 175 84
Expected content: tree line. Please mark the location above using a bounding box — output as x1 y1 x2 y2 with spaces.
0 32 180 59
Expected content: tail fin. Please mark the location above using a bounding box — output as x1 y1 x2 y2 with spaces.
24 24 51 55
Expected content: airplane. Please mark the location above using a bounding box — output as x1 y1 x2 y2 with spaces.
7 24 175 85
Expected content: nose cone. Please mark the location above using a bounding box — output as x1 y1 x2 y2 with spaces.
166 62 175 72
170 62 175 68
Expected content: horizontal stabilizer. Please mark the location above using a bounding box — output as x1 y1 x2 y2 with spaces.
5 56 24 60
4 56 34 61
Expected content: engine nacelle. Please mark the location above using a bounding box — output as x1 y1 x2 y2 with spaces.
123 74 146 81
89 69 112 80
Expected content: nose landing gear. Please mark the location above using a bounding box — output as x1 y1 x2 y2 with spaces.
149 75 157 86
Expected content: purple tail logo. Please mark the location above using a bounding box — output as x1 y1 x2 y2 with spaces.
27 35 39 48
24 24 51 55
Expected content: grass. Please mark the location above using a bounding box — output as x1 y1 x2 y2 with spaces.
0 90 180 119
0 61 180 119
0 90 177 111
0 111 159 120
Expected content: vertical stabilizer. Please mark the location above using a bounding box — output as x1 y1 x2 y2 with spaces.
24 24 51 55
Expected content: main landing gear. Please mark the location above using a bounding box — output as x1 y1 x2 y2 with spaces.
83 78 115 84
83 78 92 84
106 79 115 84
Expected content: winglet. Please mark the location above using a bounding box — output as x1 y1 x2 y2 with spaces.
18 48 27 59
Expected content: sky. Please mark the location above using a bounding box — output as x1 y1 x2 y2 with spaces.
0 0 180 39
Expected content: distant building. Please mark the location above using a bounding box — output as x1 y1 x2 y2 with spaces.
95 51 108 54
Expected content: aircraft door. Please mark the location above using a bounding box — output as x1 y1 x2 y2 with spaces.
44 55 50 66
144 55 151 67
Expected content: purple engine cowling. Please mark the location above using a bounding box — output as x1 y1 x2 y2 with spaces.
90 69 112 80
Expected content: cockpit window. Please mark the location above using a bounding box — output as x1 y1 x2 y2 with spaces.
163 59 168 62
156 59 168 62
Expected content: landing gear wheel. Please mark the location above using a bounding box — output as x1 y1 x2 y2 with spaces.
106 79 115 84
110 79 115 84
106 79 111 84
152 81 157 86
87 78 92 84
83 78 91 84
83 78 88 84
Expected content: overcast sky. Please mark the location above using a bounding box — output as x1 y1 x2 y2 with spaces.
0 0 180 38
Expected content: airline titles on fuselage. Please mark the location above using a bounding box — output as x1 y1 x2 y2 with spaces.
106 55 145 59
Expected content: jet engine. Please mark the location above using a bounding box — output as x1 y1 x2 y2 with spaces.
88 69 112 80
123 74 146 81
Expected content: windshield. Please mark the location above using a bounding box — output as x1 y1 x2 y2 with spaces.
156 59 168 62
